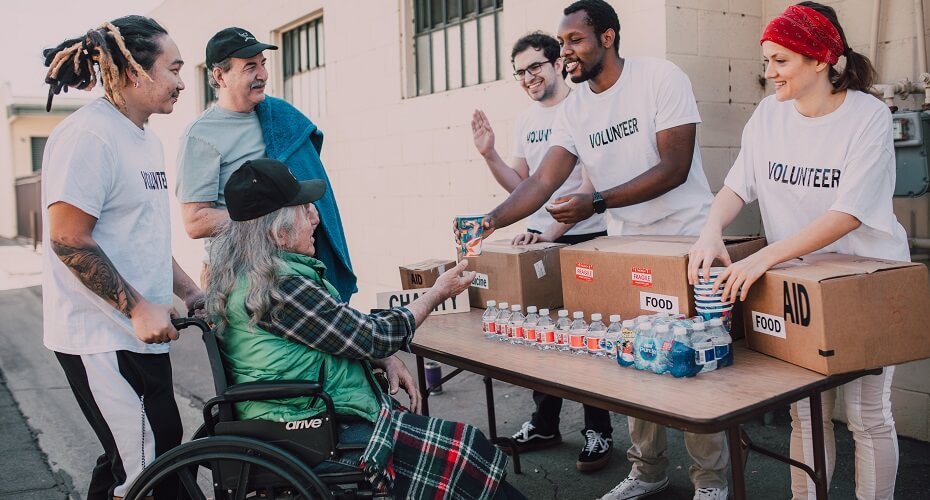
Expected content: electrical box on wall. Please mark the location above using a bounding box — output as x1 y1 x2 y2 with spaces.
893 111 930 197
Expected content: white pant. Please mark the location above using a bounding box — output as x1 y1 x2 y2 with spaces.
790 367 898 500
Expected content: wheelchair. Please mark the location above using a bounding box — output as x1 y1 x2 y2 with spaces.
123 317 388 500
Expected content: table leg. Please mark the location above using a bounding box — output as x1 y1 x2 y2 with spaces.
416 355 429 416
809 391 829 499
483 376 522 474
727 425 747 500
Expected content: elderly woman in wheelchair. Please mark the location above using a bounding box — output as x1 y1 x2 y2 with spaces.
141 159 524 500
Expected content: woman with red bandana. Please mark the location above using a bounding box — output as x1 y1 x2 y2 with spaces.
688 2 905 499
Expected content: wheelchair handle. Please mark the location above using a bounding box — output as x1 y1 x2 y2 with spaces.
171 317 210 333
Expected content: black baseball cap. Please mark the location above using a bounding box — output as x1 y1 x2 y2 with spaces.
225 159 326 221
205 27 278 67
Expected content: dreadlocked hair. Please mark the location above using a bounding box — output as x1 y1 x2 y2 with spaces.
42 15 168 112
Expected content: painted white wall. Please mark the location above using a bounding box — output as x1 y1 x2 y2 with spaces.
144 0 929 440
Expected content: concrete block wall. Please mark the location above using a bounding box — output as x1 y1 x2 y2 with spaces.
665 0 766 236
146 0 929 440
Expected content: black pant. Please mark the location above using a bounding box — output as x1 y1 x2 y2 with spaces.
56 350 182 500
527 229 613 437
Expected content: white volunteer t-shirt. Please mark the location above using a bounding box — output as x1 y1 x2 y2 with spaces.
41 98 174 355
550 57 712 236
725 91 909 261
511 100 606 235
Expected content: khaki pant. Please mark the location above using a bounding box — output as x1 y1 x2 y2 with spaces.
626 417 729 488
790 367 897 500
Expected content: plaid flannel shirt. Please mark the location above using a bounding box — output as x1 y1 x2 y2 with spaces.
259 274 416 360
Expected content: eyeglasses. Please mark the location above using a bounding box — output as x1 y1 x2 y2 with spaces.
513 61 552 80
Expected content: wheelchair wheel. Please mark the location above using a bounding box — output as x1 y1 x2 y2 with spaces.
123 435 333 500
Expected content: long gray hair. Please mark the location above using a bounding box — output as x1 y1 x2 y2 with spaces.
206 205 306 333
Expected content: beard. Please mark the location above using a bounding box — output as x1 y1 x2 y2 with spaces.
570 58 604 84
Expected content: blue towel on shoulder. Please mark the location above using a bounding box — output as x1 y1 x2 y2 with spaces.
257 96 357 302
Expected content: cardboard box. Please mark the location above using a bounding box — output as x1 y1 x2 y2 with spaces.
560 236 766 337
464 240 566 310
399 259 456 290
742 253 930 375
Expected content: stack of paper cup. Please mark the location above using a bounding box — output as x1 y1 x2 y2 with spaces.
693 267 733 332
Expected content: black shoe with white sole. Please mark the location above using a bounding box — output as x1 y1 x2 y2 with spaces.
501 421 562 454
576 429 612 472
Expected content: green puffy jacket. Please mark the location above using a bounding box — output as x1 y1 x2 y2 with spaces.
219 252 380 422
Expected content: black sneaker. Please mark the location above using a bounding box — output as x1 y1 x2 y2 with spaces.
502 421 562 454
576 429 612 472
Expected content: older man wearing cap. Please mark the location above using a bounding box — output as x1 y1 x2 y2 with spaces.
206 159 526 500
176 27 356 303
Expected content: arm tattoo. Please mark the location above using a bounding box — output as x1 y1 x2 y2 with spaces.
51 240 141 318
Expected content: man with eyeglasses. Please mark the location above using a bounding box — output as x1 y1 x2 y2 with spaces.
470 31 609 472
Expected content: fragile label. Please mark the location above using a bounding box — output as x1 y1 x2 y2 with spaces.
471 272 489 289
575 262 594 281
639 292 680 314
631 266 653 287
534 260 546 279
752 311 786 339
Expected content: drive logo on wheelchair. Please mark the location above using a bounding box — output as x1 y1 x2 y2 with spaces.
285 418 324 430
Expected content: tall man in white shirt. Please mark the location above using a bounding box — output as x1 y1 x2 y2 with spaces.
471 32 610 472
470 1 729 499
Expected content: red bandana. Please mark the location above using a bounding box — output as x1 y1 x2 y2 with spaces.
760 5 844 65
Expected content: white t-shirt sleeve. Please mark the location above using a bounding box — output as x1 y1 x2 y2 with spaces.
175 134 222 203
549 98 577 157
723 116 760 204
44 130 115 218
828 111 898 237
654 63 702 132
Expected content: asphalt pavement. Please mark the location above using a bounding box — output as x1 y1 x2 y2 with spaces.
1 239 928 499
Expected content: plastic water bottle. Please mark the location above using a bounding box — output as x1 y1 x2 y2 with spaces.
554 310 571 352
708 318 734 368
653 324 672 375
602 315 622 359
633 321 656 371
586 313 607 357
569 311 588 355
617 319 637 367
482 301 498 340
509 305 525 345
523 306 540 347
537 309 555 350
669 326 698 378
691 321 717 373
495 303 510 342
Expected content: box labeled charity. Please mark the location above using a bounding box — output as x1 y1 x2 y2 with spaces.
399 258 456 290
742 253 930 375
463 240 566 310
559 236 766 337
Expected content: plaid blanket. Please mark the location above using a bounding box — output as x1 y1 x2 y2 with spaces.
360 403 508 500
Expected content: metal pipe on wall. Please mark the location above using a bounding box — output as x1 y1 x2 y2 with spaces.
869 0 881 63
916 0 928 75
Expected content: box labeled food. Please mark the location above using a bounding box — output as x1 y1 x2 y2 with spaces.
399 259 456 290
742 253 930 374
464 240 566 310
560 236 766 337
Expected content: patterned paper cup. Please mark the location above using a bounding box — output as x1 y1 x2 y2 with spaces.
456 214 486 257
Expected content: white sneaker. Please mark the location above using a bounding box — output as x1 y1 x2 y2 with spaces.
600 475 670 500
693 486 728 500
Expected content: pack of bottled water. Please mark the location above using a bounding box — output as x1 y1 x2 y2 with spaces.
479 301 734 377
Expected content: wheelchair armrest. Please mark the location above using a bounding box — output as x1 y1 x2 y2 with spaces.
223 380 324 402
202 380 336 436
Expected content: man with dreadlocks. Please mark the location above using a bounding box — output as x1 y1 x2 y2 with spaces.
41 15 203 500
176 27 357 304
